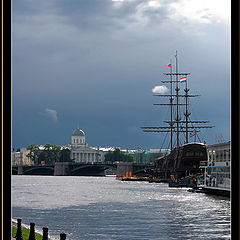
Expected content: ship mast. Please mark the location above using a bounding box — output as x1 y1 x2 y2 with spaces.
175 51 180 147
141 52 214 148
170 59 173 150
184 73 190 143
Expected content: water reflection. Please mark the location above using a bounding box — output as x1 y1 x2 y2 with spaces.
12 176 230 240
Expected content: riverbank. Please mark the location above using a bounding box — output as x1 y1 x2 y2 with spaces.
12 219 51 240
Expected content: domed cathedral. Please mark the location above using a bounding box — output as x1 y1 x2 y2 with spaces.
71 128 86 146
70 128 106 163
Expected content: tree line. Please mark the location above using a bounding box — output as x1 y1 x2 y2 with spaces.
27 144 71 165
104 148 133 162
26 145 158 165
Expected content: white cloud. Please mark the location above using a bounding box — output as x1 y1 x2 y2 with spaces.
148 1 161 8
45 108 58 123
152 85 169 94
169 0 230 24
39 108 58 123
112 0 230 32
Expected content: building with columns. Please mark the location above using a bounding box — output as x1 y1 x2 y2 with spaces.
70 128 106 163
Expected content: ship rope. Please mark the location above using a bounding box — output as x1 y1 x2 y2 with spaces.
172 135 177 149
160 126 169 150
178 101 185 144
179 136 184 146
166 139 171 153
188 103 205 143
163 103 172 150
166 104 171 149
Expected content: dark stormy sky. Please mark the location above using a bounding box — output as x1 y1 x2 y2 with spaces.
12 0 230 150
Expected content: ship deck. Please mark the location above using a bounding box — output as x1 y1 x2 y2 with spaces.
197 185 230 198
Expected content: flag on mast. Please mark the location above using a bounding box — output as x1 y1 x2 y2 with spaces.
190 129 197 137
179 76 187 82
167 63 172 67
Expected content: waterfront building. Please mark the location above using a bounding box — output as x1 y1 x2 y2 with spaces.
11 148 32 165
70 128 106 163
199 141 230 192
207 141 230 167
206 141 230 189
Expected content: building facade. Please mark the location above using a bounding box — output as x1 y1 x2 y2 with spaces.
11 148 32 165
70 128 106 163
204 141 231 189
207 141 231 167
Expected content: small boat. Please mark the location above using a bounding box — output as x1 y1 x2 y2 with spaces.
187 188 207 193
168 175 197 188
120 176 149 182
116 172 149 181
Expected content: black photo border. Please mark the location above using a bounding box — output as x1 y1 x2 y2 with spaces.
1 0 239 239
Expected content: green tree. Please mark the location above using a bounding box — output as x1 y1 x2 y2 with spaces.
125 154 134 162
37 151 47 163
43 144 61 164
59 148 72 162
27 144 68 165
104 148 133 163
27 144 40 164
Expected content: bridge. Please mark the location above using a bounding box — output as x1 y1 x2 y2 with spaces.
116 162 154 178
12 162 153 177
12 162 117 176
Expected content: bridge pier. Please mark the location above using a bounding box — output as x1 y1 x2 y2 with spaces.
17 166 23 175
116 162 133 178
116 162 153 178
54 162 70 176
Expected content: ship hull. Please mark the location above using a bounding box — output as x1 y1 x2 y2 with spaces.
153 142 208 181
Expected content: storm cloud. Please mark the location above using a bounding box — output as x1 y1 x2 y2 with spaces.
13 0 230 149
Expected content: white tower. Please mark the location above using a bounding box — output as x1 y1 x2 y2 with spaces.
71 128 86 146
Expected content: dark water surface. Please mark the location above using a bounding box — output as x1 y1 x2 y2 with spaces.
12 176 230 240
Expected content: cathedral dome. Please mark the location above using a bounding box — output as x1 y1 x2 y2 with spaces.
72 128 85 136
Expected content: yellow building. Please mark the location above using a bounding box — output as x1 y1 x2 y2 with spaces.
11 148 33 165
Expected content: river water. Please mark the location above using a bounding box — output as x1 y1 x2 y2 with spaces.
12 175 230 240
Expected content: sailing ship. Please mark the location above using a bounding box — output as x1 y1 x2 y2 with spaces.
142 52 214 183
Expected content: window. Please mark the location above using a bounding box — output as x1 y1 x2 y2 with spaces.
212 151 215 160
186 151 194 156
223 150 226 160
186 151 203 157
198 152 203 156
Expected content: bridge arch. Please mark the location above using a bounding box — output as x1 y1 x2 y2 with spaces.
70 165 105 176
23 167 54 175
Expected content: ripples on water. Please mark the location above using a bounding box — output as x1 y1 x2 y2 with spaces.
12 176 230 240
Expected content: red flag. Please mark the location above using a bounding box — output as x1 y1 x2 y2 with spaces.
179 76 187 82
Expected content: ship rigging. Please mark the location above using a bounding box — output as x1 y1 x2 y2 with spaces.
142 51 214 181
142 51 214 149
